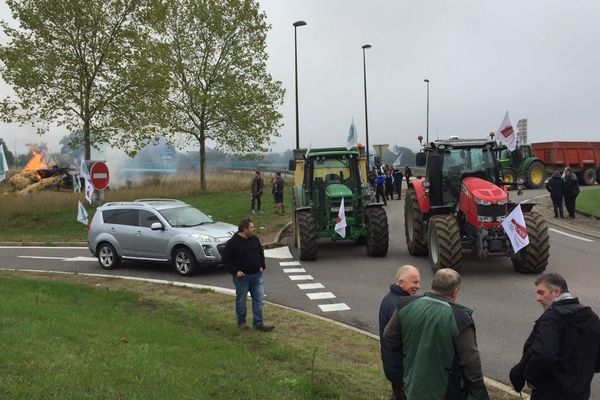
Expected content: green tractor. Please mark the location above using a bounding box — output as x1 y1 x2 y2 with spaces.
288 147 389 261
497 144 545 189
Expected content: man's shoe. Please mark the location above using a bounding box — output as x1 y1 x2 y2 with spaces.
239 323 250 330
254 324 274 332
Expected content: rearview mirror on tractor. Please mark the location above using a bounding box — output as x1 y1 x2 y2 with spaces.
416 152 427 167
288 159 296 171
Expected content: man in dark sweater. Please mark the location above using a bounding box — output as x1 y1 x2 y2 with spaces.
510 273 600 399
379 265 421 400
222 218 274 332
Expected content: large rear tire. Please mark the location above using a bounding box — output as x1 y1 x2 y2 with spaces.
580 168 597 186
596 168 600 184
511 211 550 273
428 215 462 272
525 161 545 189
365 207 389 257
296 210 318 261
404 188 427 256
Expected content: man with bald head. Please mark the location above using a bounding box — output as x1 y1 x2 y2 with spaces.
383 268 489 400
378 265 421 400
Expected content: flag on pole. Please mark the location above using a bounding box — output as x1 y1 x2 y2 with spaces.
334 197 347 238
73 174 81 193
0 144 8 183
496 111 517 150
84 178 94 204
502 204 529 253
305 142 311 159
346 119 358 150
80 158 90 180
77 201 89 225
393 153 403 167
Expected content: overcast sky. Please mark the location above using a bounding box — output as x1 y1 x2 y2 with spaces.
2 0 600 156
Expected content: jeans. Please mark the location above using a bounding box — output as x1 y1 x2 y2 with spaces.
232 272 264 327
551 196 564 218
251 194 262 212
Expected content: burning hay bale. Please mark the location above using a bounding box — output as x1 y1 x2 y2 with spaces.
17 175 63 195
8 170 39 191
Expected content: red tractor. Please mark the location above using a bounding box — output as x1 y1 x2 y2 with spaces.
405 137 549 273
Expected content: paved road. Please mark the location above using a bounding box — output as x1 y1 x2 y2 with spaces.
2 188 600 397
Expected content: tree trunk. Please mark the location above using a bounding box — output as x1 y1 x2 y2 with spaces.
84 117 91 161
199 132 206 191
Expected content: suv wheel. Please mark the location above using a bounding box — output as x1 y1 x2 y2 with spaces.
97 243 121 270
173 247 198 276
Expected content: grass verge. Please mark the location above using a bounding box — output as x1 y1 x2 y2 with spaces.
577 186 600 217
0 271 520 400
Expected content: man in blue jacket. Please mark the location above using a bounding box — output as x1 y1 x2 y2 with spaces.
510 273 600 399
378 265 421 400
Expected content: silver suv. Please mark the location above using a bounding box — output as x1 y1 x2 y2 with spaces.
88 199 237 276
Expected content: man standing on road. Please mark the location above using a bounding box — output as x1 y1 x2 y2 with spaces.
222 218 274 332
250 171 264 214
379 265 421 400
404 165 412 188
384 269 489 400
509 273 600 399
563 167 580 218
392 167 403 200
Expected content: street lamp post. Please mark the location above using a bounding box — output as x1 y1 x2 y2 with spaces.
362 44 372 172
293 20 307 150
424 79 430 143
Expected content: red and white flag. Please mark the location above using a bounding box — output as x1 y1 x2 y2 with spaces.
84 178 94 205
334 197 347 238
496 111 517 151
502 204 529 253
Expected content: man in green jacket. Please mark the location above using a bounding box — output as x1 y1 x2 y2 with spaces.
383 269 489 400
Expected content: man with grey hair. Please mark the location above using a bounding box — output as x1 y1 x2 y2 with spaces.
510 272 600 399
378 265 421 400
383 269 489 400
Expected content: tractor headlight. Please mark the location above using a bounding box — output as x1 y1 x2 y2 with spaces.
496 199 508 205
477 216 493 223
422 181 430 188
474 198 492 206
190 233 218 242
331 206 353 212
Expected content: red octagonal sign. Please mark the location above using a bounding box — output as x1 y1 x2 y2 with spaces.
90 161 110 191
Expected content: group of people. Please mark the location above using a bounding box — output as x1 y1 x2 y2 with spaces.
250 170 285 215
545 166 581 219
369 165 412 205
379 266 600 400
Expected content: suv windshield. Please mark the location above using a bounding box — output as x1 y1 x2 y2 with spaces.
158 206 213 227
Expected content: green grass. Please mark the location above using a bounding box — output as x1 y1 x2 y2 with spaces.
0 172 291 243
577 187 600 217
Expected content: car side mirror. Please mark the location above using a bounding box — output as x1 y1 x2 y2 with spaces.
288 159 296 171
150 222 164 231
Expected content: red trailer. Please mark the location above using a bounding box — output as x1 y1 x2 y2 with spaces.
532 141 600 185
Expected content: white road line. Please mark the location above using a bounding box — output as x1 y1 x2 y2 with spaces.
533 194 549 199
282 268 306 273
17 256 97 262
319 303 351 312
264 246 293 259
64 256 98 262
298 283 325 290
306 292 336 300
18 256 66 260
288 275 314 281
520 198 531 204
1 246 88 249
549 228 594 243
280 261 301 266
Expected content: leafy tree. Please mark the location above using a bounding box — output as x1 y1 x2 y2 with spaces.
0 0 169 161
164 0 285 190
59 131 85 161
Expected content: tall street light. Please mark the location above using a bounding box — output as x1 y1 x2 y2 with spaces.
424 79 430 143
362 44 372 171
293 20 307 150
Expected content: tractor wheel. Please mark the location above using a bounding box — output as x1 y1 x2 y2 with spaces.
525 161 545 189
365 207 389 257
596 168 600 184
511 210 550 274
580 168 597 186
404 188 427 256
502 168 517 186
296 210 318 261
428 215 462 272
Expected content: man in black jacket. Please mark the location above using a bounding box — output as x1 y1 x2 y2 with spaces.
510 273 600 399
222 218 274 332
378 265 421 400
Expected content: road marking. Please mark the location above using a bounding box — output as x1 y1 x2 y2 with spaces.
1 246 88 249
533 194 549 199
520 198 531 204
264 246 293 259
288 275 314 281
280 261 301 266
549 228 594 243
18 256 97 262
319 303 351 312
306 292 336 300
297 283 325 290
282 268 306 273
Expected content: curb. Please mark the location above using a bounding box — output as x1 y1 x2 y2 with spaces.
533 200 600 240
0 267 525 399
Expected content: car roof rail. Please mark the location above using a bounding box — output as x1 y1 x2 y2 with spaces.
134 198 186 204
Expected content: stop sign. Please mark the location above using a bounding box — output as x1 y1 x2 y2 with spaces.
90 161 110 191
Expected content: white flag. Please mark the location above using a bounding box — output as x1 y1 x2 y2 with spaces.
84 178 94 204
73 174 81 192
393 153 403 167
0 144 8 183
77 201 89 225
346 119 358 150
80 158 90 180
334 197 347 238
496 111 517 151
502 204 529 253
305 142 311 159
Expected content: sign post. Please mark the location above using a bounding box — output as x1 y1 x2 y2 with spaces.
89 161 110 205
